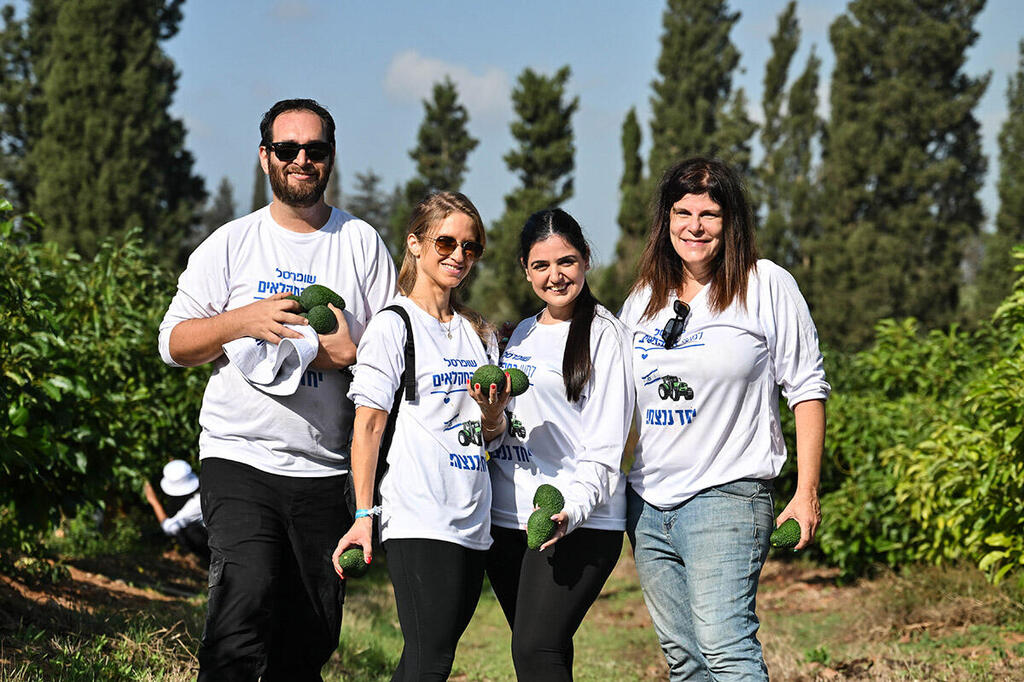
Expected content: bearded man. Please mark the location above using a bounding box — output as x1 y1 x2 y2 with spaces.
158 99 397 681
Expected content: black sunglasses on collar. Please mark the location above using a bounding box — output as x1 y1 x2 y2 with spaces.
266 141 333 163
661 300 690 349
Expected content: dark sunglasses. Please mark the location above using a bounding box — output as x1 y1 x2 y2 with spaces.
661 299 690 349
426 235 484 260
266 141 333 163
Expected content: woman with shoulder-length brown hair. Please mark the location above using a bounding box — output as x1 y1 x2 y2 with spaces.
332 190 510 681
620 157 830 680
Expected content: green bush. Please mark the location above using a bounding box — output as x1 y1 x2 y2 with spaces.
0 199 207 550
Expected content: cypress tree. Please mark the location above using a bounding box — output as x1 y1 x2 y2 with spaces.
325 157 341 208
344 169 399 262
815 0 988 349
250 160 268 212
975 40 1024 316
598 107 648 310
758 2 823 290
30 0 205 259
179 175 234 264
469 66 578 324
648 0 742 176
389 77 478 260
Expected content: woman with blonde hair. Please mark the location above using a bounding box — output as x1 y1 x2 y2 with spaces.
332 191 509 681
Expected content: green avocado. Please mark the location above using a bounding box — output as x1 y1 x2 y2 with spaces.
507 367 530 397
526 508 557 550
284 293 304 310
336 547 369 578
532 483 565 514
471 364 506 390
770 518 801 549
299 284 346 312
305 304 337 334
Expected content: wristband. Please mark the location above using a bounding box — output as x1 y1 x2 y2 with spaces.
354 506 381 519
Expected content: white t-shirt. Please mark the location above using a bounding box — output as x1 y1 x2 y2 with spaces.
161 492 204 536
158 206 397 477
619 259 830 509
348 296 497 550
490 306 633 533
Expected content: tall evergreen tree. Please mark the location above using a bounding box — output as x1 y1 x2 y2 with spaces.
250 160 268 212
757 2 823 290
713 87 757 176
389 77 479 260
469 66 578 323
344 169 399 262
598 107 648 310
815 0 988 349
179 175 234 264
975 40 1024 315
325 157 341 208
0 1 57 211
648 0 742 176
29 0 205 258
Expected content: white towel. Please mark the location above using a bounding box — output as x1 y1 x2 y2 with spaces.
222 324 320 396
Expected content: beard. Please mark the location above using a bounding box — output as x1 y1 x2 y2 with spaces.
267 157 331 208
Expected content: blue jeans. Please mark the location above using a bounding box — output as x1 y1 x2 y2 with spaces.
626 480 773 681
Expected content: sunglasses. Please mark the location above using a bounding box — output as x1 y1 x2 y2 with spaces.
425 235 484 261
266 141 333 163
661 299 690 349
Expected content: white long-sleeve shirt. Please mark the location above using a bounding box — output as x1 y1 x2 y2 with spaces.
619 260 830 509
490 306 633 532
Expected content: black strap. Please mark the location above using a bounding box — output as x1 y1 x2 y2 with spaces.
382 304 417 401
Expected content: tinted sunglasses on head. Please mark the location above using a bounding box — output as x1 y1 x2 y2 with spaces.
661 299 690 349
267 141 333 163
426 235 484 260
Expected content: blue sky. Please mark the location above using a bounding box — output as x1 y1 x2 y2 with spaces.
158 0 1021 263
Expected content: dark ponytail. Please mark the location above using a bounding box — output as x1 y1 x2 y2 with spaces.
519 208 599 403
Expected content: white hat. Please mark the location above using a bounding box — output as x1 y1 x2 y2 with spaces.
160 460 199 497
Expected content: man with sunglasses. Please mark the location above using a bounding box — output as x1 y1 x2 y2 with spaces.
159 98 397 681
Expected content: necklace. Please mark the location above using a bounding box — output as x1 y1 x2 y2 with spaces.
441 315 454 339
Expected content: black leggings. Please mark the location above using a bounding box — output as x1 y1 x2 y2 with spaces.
384 538 487 682
486 525 623 681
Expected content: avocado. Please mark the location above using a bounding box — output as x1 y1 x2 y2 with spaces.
471 364 506 390
305 304 337 334
284 294 304 310
770 518 801 549
526 508 557 550
507 367 530 397
533 483 564 514
299 284 346 312
336 547 369 578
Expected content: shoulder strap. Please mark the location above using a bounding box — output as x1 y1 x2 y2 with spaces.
382 304 416 401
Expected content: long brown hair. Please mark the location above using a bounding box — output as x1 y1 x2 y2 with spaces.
630 157 758 320
398 191 494 344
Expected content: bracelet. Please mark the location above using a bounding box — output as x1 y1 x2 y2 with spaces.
354 506 381 520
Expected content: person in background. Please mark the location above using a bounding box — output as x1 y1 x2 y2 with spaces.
143 459 210 567
486 208 633 681
620 157 829 680
332 191 507 682
158 98 397 681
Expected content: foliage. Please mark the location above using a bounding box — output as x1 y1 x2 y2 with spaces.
0 200 207 550
389 77 479 263
250 159 268 212
975 39 1024 318
28 0 205 260
814 0 988 349
648 0 742 176
345 169 402 263
180 175 236 265
814 253 1024 582
470 66 579 324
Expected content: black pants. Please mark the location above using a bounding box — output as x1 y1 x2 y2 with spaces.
486 525 623 681
197 458 351 682
384 538 487 682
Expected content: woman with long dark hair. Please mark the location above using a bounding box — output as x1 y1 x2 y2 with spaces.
621 157 829 680
331 191 508 681
486 208 633 681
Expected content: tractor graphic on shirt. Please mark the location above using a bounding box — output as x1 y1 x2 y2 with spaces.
506 413 527 439
458 420 483 446
657 376 694 401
